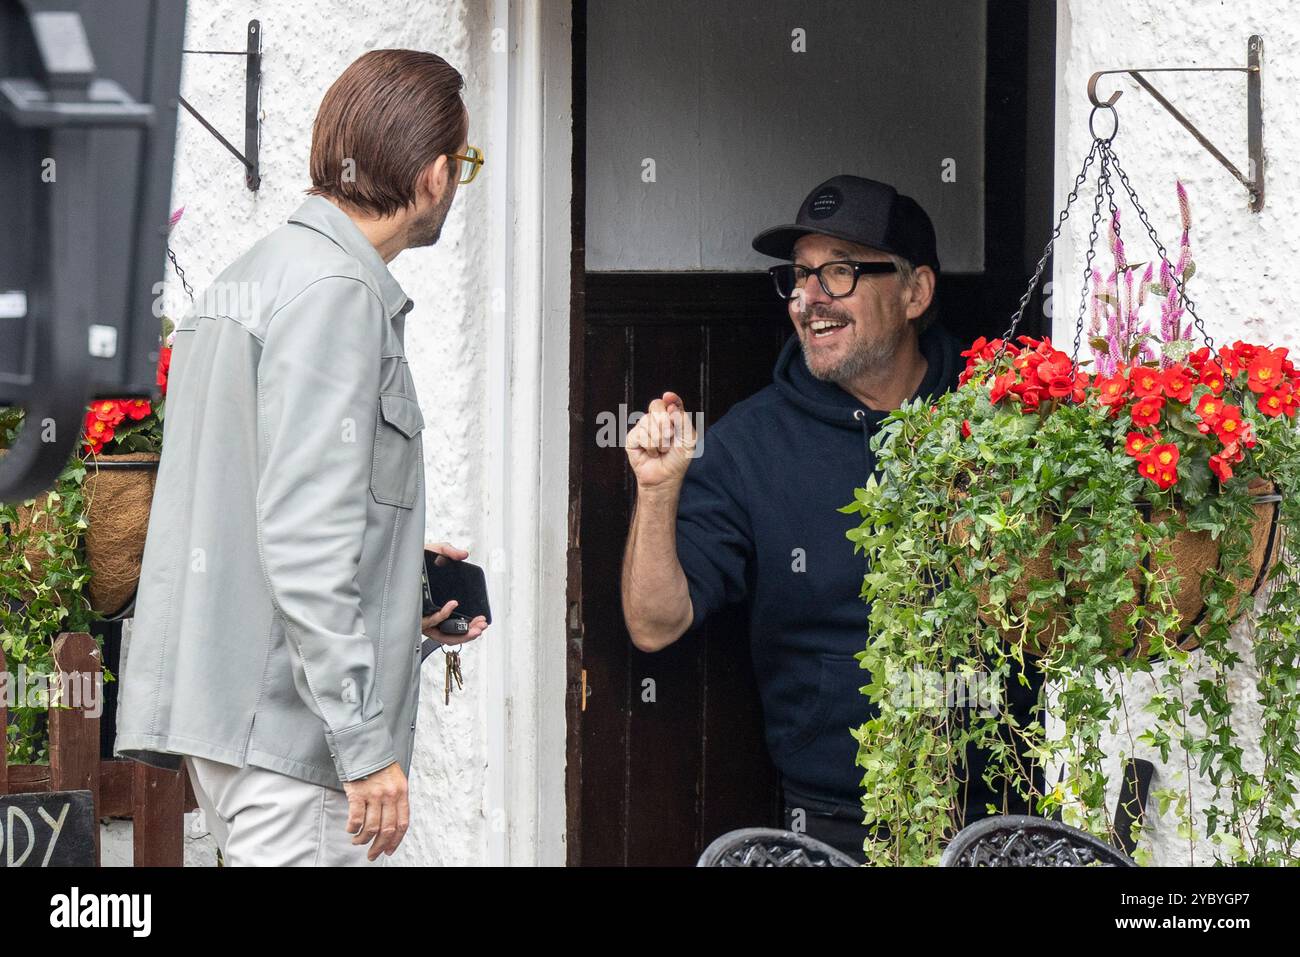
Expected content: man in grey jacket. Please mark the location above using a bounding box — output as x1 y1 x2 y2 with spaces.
114 50 487 865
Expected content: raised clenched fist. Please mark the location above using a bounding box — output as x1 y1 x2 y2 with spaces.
625 391 698 490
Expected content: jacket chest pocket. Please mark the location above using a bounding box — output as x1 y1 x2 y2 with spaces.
370 391 424 508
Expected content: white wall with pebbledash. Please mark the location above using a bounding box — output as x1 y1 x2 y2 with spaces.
1051 0 1299 865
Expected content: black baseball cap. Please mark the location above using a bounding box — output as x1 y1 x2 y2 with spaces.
751 175 941 271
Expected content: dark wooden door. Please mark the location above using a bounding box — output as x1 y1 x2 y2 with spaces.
569 274 789 866
565 0 1056 866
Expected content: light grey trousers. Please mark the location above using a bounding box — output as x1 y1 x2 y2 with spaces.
184 754 381 867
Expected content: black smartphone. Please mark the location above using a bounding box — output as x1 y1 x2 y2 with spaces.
421 552 492 633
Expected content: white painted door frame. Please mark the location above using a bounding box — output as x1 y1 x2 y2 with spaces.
481 0 572 867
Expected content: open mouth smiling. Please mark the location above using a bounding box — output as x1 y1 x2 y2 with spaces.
806 317 851 339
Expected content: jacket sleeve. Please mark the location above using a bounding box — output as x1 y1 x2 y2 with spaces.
255 275 396 782
674 429 755 633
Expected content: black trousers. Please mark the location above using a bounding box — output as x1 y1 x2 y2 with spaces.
782 651 1047 863
782 798 872 863
783 755 1046 865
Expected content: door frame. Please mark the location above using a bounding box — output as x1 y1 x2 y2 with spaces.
564 0 589 866
563 0 1058 866
480 0 572 867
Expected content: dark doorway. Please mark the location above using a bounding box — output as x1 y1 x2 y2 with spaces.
566 0 1057 866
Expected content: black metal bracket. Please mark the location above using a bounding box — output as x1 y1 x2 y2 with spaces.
1111 758 1155 856
1044 756 1154 856
1087 36 1264 212
178 19 261 190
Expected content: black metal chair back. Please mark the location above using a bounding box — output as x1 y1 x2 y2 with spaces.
940 814 1138 866
696 828 859 867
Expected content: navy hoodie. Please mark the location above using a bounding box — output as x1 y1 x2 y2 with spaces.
676 323 1043 809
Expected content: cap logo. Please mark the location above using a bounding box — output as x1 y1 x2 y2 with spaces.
807 187 842 220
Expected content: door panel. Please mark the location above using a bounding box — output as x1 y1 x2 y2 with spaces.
575 275 787 866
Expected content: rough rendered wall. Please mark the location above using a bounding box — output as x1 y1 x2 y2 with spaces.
1054 0 1299 864
117 0 494 866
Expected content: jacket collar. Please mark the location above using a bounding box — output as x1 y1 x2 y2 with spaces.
286 195 412 318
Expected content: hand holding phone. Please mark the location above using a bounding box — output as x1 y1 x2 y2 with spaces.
420 543 491 648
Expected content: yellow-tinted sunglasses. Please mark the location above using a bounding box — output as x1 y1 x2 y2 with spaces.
451 145 484 185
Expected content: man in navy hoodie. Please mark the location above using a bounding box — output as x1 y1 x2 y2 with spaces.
620 175 1043 861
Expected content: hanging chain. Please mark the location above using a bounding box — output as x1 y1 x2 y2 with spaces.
1071 149 1111 366
167 244 195 303
1103 157 1122 284
993 104 1224 377
998 139 1101 359
1074 152 1119 364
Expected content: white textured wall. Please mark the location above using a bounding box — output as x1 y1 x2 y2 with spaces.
148 0 495 866
1053 0 1298 865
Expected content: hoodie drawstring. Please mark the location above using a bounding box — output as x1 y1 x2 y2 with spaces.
853 409 875 565
853 409 878 567
853 408 873 480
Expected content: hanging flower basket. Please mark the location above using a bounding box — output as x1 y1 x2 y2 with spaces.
7 436 162 619
81 451 161 617
2 329 172 620
951 476 1280 659
843 121 1300 866
74 355 171 618
873 319 1295 665
945 325 1289 661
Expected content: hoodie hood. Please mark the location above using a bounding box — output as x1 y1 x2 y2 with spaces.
772 322 964 429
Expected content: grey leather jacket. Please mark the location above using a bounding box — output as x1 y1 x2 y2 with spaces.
114 196 428 790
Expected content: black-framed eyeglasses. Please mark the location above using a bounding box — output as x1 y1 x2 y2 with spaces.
768 260 898 300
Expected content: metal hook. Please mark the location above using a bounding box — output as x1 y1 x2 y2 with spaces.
1087 71 1124 108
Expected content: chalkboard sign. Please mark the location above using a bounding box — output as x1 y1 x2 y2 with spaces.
0 790 96 867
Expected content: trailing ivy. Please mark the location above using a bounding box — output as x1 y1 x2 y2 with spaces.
0 406 102 764
843 338 1300 866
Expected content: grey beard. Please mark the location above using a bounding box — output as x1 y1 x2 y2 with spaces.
800 321 906 385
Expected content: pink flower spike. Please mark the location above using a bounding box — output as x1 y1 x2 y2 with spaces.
1175 235 1191 275
1108 210 1126 270
1139 323 1156 364
168 206 185 230
1124 266 1135 321
1089 271 1103 342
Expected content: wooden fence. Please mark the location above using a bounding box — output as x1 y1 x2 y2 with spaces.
0 632 195 866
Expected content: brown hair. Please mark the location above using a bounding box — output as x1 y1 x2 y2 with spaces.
307 50 467 218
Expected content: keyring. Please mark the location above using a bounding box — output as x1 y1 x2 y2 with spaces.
1089 104 1119 142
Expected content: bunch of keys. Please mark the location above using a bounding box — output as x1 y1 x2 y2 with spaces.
443 646 464 705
